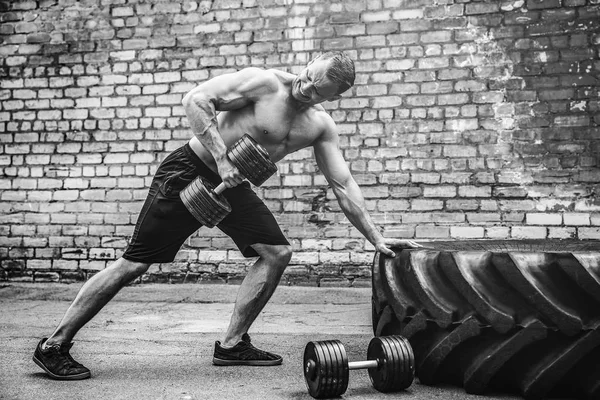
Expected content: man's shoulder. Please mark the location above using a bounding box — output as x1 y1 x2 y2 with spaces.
225 67 280 94
304 106 337 144
234 67 281 91
267 68 294 80
310 105 335 126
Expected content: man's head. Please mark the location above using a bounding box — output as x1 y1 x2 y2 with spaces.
292 51 355 105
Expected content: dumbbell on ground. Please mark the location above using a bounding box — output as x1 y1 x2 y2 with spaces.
303 336 415 399
180 134 277 227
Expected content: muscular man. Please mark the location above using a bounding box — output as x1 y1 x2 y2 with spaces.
33 51 421 380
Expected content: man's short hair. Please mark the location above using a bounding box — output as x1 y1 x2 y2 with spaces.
319 51 355 95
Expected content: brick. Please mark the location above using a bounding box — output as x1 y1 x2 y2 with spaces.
527 0 561 9
420 81 453 94
549 227 577 239
356 35 385 47
466 3 500 14
411 199 444 211
459 186 492 197
445 119 479 131
113 6 134 17
526 213 562 225
418 57 450 69
511 226 547 238
372 96 402 108
485 227 510 239
455 80 487 92
438 93 469 105
579 228 600 240
563 213 590 226
154 72 181 83
400 19 432 32
415 225 450 238
387 33 420 46
362 11 391 22
473 91 505 104
538 88 574 101
420 31 452 43
451 226 485 239
466 213 501 224
423 186 457 198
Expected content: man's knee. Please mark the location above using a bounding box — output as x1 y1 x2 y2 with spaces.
274 245 293 266
254 244 293 267
116 258 151 281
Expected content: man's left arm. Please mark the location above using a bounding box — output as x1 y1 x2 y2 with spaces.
313 118 421 257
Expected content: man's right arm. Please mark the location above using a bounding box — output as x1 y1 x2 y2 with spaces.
181 68 277 187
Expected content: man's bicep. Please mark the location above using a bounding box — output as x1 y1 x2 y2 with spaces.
183 68 276 111
314 137 353 190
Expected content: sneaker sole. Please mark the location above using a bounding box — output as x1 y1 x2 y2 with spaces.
32 355 91 380
212 357 283 366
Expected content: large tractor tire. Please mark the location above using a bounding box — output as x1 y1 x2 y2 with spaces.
372 240 600 399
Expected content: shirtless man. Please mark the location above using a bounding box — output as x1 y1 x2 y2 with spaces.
33 52 421 380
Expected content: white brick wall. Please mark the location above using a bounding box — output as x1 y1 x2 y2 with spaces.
0 0 598 285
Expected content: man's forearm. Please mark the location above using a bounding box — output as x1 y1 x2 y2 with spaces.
334 183 385 246
182 93 227 162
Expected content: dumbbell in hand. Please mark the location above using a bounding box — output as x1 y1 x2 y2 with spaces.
303 336 415 399
180 134 277 227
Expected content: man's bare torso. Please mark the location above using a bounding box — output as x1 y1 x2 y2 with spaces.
188 69 330 173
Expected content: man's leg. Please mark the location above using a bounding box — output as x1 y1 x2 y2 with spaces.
221 243 292 346
33 257 150 380
45 257 151 346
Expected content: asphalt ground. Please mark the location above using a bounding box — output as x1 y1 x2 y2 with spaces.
0 283 525 400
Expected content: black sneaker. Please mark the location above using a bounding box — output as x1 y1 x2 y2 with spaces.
33 338 91 380
213 333 283 366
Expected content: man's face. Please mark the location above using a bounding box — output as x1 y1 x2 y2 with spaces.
292 58 342 105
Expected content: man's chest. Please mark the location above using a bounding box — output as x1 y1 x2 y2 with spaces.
222 100 322 153
255 99 321 137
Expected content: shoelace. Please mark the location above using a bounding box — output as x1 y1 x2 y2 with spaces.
46 344 83 369
241 336 278 360
61 349 81 367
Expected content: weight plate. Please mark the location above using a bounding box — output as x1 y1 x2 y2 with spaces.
304 341 328 398
321 341 339 398
238 135 275 181
385 336 401 391
182 179 226 225
304 340 349 399
237 146 263 184
322 341 337 398
401 336 416 387
367 336 396 393
367 336 415 393
227 135 276 187
333 340 350 396
229 138 260 183
227 144 251 178
325 340 349 398
392 336 409 390
390 336 411 391
383 336 401 392
180 177 231 228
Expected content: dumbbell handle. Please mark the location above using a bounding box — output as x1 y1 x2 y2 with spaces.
305 358 380 379
348 359 379 370
213 182 226 196
212 180 248 196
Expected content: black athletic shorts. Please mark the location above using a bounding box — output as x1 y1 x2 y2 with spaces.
122 143 289 263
